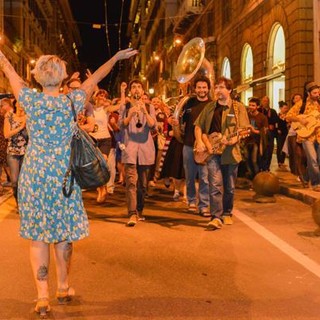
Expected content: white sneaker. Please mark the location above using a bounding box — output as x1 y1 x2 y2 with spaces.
173 190 180 201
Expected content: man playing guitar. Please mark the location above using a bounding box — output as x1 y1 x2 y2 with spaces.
194 76 250 230
286 81 320 191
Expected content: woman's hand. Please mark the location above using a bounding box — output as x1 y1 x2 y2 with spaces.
120 82 127 92
70 72 80 80
81 48 137 99
115 48 138 61
0 50 26 99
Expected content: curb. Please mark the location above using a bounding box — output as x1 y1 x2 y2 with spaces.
279 185 316 206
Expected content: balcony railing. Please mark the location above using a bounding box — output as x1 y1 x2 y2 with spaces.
174 0 204 32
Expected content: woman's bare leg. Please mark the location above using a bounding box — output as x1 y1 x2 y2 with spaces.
30 241 50 299
53 241 73 291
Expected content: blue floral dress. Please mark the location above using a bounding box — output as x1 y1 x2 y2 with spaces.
18 88 89 243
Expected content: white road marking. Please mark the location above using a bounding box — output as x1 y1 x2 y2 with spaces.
234 209 320 279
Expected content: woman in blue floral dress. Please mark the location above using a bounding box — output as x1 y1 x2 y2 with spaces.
0 48 137 317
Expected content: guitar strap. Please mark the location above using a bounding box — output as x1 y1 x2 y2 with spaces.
299 102 306 114
232 99 239 129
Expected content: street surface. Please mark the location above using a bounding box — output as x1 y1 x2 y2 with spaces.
0 182 320 319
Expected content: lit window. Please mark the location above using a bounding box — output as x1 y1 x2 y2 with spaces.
241 44 253 104
267 24 285 110
221 57 231 78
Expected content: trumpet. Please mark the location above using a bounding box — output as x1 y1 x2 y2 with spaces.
134 94 143 128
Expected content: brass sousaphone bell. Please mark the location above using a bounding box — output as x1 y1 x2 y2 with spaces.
172 37 214 143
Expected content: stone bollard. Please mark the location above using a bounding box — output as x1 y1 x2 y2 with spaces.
311 200 320 236
252 172 280 203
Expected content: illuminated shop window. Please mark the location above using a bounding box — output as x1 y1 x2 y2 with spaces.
221 57 231 78
241 43 253 105
267 24 285 111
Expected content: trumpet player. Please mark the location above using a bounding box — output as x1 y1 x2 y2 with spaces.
119 79 156 227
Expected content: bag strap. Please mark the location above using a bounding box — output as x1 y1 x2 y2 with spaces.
62 167 74 197
68 95 77 122
62 95 76 198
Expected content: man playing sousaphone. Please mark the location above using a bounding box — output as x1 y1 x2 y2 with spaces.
194 76 250 230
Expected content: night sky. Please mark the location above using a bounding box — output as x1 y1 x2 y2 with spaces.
69 0 131 94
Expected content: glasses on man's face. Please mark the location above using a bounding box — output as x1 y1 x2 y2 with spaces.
68 86 79 90
215 85 227 90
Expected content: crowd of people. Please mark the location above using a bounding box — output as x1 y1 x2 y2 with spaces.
0 45 319 317
1 70 320 223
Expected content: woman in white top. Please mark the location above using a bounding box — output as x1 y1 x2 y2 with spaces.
90 89 121 203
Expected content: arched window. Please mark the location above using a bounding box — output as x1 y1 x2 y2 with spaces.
221 57 231 78
267 24 285 111
240 43 253 105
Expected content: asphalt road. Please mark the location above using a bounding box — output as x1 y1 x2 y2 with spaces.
0 183 320 320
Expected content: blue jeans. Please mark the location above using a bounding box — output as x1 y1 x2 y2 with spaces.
207 155 238 219
302 140 320 187
182 145 209 210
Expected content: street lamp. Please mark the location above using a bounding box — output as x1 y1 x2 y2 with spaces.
174 36 183 46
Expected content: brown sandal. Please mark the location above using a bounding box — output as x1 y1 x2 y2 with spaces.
56 287 75 304
34 297 50 319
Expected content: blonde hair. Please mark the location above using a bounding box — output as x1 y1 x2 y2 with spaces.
31 55 68 87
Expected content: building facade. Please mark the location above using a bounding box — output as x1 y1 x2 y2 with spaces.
0 0 81 93
127 0 320 110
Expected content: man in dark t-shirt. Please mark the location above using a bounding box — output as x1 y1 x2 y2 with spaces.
260 96 279 171
178 76 211 216
245 97 268 179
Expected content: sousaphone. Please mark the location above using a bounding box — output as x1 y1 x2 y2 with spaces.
173 37 214 143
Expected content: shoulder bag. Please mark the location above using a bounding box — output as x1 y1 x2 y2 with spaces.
62 97 110 197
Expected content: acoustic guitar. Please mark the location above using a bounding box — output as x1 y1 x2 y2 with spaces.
291 110 320 138
193 128 251 164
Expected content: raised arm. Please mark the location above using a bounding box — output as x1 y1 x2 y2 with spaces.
0 50 27 100
81 48 138 98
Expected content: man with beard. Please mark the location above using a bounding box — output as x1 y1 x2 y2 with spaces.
173 76 210 216
286 81 320 191
194 76 250 230
119 79 156 226
245 97 268 178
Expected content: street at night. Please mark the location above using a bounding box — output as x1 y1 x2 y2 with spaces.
1 178 320 319
0 1 320 319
